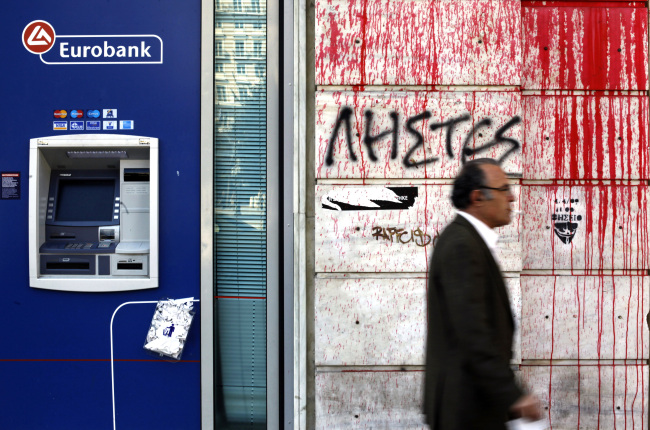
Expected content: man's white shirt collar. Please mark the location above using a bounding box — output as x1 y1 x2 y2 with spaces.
457 211 499 251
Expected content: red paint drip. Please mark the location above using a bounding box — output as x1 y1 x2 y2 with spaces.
569 96 580 179
576 276 581 427
358 0 368 86
633 8 649 89
548 276 557 426
427 1 438 85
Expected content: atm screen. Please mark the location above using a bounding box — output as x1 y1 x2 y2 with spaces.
56 180 116 222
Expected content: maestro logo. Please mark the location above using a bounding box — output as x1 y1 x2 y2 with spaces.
23 20 56 54
21 20 163 65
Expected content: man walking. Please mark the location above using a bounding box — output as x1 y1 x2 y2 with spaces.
423 159 540 429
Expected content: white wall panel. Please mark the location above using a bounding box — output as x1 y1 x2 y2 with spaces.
315 0 521 86
315 184 522 273
315 277 522 366
315 370 426 429
521 276 649 360
523 185 650 270
522 4 648 90
521 365 648 429
523 94 649 180
316 91 522 179
315 277 426 366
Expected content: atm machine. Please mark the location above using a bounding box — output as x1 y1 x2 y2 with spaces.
29 134 158 292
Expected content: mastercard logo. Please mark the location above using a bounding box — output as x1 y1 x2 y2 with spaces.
54 110 67 119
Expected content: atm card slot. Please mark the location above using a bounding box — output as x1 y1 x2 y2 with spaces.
117 262 143 270
111 255 148 276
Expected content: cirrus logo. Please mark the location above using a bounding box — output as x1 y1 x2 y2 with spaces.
87 110 100 118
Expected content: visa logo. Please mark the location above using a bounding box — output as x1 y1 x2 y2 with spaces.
87 109 100 118
53 121 67 130
70 121 84 130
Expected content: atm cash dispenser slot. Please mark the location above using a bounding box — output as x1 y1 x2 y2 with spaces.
29 135 158 292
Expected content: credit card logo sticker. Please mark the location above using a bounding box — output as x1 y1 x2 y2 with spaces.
103 109 117 118
22 21 56 55
54 110 67 118
70 121 84 130
53 121 67 130
70 110 84 118
120 120 134 130
86 121 101 130
86 109 100 118
103 121 117 130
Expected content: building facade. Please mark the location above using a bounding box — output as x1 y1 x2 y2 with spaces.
0 0 648 429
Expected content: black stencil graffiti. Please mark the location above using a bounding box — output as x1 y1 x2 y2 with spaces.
552 199 583 244
325 108 521 167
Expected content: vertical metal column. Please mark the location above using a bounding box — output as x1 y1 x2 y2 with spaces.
200 0 215 428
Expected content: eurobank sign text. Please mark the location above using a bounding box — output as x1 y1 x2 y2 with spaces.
44 36 163 64
23 21 163 65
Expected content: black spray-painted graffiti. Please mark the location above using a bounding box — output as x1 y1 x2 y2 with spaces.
372 226 434 247
324 107 521 167
552 199 583 244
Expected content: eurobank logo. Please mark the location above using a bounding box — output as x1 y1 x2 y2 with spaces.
22 20 163 65
22 21 56 54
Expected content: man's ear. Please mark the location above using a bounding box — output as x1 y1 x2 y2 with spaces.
470 189 483 204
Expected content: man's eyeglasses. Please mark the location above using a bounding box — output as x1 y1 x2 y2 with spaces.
479 185 512 193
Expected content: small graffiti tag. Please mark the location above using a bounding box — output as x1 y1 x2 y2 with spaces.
372 226 434 247
552 199 583 244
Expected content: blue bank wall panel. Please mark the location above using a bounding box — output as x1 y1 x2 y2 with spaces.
0 1 202 428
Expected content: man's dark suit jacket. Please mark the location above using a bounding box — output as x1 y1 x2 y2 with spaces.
423 215 522 429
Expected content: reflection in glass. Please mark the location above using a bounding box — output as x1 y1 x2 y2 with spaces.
214 0 267 427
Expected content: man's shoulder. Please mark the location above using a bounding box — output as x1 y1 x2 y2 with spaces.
434 216 486 259
437 216 477 243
